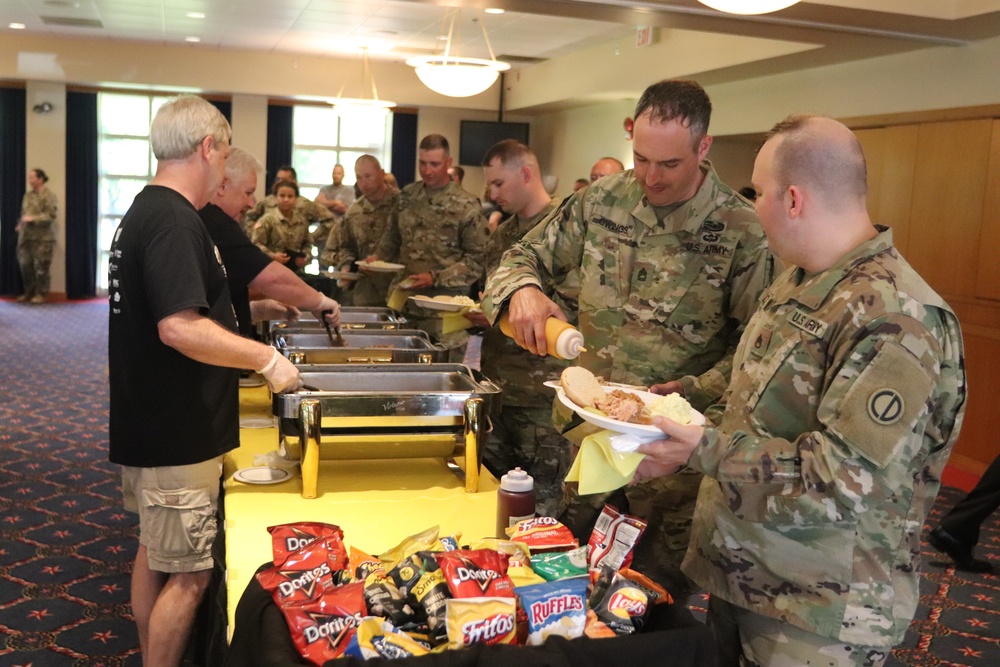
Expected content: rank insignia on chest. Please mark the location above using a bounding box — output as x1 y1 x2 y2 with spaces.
749 328 772 357
637 267 648 282
788 309 828 338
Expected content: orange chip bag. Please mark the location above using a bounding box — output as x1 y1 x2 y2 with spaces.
505 517 577 552
445 597 517 649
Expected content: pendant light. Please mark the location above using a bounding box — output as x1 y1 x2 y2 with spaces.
406 9 510 98
333 47 395 109
697 0 800 14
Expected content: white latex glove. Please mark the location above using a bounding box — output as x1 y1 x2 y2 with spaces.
310 294 342 327
256 348 301 393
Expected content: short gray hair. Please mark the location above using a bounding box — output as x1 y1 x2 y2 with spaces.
150 95 231 160
226 147 263 181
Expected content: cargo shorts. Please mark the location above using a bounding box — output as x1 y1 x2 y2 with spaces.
122 457 224 573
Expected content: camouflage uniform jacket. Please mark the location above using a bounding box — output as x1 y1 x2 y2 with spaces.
682 226 967 647
249 208 314 258
19 188 58 244
481 202 580 406
323 191 400 306
482 163 773 410
375 180 488 293
243 195 333 241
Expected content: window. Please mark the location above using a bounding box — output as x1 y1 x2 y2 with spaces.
96 92 170 291
292 104 392 273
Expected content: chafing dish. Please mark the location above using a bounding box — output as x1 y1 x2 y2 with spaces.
273 364 501 498
286 307 409 331
273 330 447 364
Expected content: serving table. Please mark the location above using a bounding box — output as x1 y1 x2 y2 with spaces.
224 384 500 637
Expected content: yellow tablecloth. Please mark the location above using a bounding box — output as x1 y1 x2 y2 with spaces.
224 386 499 637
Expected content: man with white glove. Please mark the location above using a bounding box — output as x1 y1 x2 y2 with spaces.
107 96 303 667
200 147 342 338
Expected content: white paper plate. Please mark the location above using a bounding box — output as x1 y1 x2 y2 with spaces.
545 381 705 438
233 467 292 485
357 261 405 273
408 295 474 312
239 376 265 388
239 416 277 429
325 270 361 280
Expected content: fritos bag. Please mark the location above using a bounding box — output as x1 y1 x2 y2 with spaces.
446 597 517 649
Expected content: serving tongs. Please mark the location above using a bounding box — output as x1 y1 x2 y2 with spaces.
320 309 347 347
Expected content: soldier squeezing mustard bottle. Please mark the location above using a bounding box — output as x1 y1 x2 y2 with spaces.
481 80 775 602
636 116 967 666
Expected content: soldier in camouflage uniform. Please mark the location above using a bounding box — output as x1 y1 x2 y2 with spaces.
372 134 488 360
636 116 967 665
250 180 327 274
16 168 58 304
322 155 398 307
482 80 774 601
475 140 579 517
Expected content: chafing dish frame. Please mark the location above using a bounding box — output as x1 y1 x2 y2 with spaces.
274 364 500 498
273 329 447 365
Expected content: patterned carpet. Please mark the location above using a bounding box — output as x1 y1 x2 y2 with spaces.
0 299 997 665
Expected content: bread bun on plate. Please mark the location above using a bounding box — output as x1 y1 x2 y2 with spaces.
560 366 605 408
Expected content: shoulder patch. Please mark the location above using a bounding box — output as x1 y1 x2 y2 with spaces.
788 309 828 338
831 340 933 468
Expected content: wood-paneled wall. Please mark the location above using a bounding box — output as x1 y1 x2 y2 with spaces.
856 118 1000 473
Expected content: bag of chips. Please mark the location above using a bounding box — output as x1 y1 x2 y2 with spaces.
587 505 647 572
505 517 578 552
588 566 663 634
256 534 342 605
389 551 452 643
279 582 366 665
266 521 345 567
435 549 515 599
530 545 589 582
514 576 588 646
342 616 431 660
446 597 518 649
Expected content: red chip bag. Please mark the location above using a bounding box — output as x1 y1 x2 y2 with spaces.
587 505 646 572
280 581 366 665
256 535 341 605
267 521 345 567
434 549 515 598
505 517 577 552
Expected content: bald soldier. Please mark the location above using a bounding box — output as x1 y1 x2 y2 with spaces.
482 80 774 600
589 156 624 183
323 155 399 307
636 115 966 665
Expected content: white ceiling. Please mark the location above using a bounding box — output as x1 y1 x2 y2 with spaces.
4 1 1000 86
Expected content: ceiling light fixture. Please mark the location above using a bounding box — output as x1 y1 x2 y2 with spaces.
186 12 205 19
9 22 26 29
333 47 395 109
185 36 200 43
697 0 800 14
406 9 510 98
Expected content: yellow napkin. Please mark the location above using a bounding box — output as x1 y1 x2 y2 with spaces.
387 287 414 312
564 429 645 495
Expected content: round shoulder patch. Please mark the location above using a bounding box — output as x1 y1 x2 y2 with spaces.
867 389 905 425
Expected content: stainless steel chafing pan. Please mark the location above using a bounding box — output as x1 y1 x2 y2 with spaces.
273 364 501 498
281 307 409 330
273 329 447 364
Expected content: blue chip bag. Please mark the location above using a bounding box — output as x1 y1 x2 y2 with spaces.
514 576 588 646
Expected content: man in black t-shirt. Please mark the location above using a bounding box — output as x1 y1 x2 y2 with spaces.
108 96 299 667
199 147 341 338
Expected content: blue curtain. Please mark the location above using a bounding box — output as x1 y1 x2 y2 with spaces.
210 99 232 127
391 110 417 188
266 104 293 189
65 91 99 299
0 87 26 296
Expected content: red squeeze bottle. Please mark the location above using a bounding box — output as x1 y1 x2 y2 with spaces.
497 467 536 538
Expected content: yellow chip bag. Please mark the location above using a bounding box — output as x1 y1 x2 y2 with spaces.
445 597 517 649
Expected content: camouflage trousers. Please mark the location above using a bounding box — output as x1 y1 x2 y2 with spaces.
482 404 572 518
17 239 54 297
707 596 890 667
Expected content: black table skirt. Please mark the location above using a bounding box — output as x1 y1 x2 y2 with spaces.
224 562 717 667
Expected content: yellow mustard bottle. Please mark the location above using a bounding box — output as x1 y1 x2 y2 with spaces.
499 312 585 360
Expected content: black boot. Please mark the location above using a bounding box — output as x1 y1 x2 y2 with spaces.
928 527 994 573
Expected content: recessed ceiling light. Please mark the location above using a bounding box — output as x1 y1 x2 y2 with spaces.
9 22 26 29
484 8 505 14
186 12 205 19
185 36 201 43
